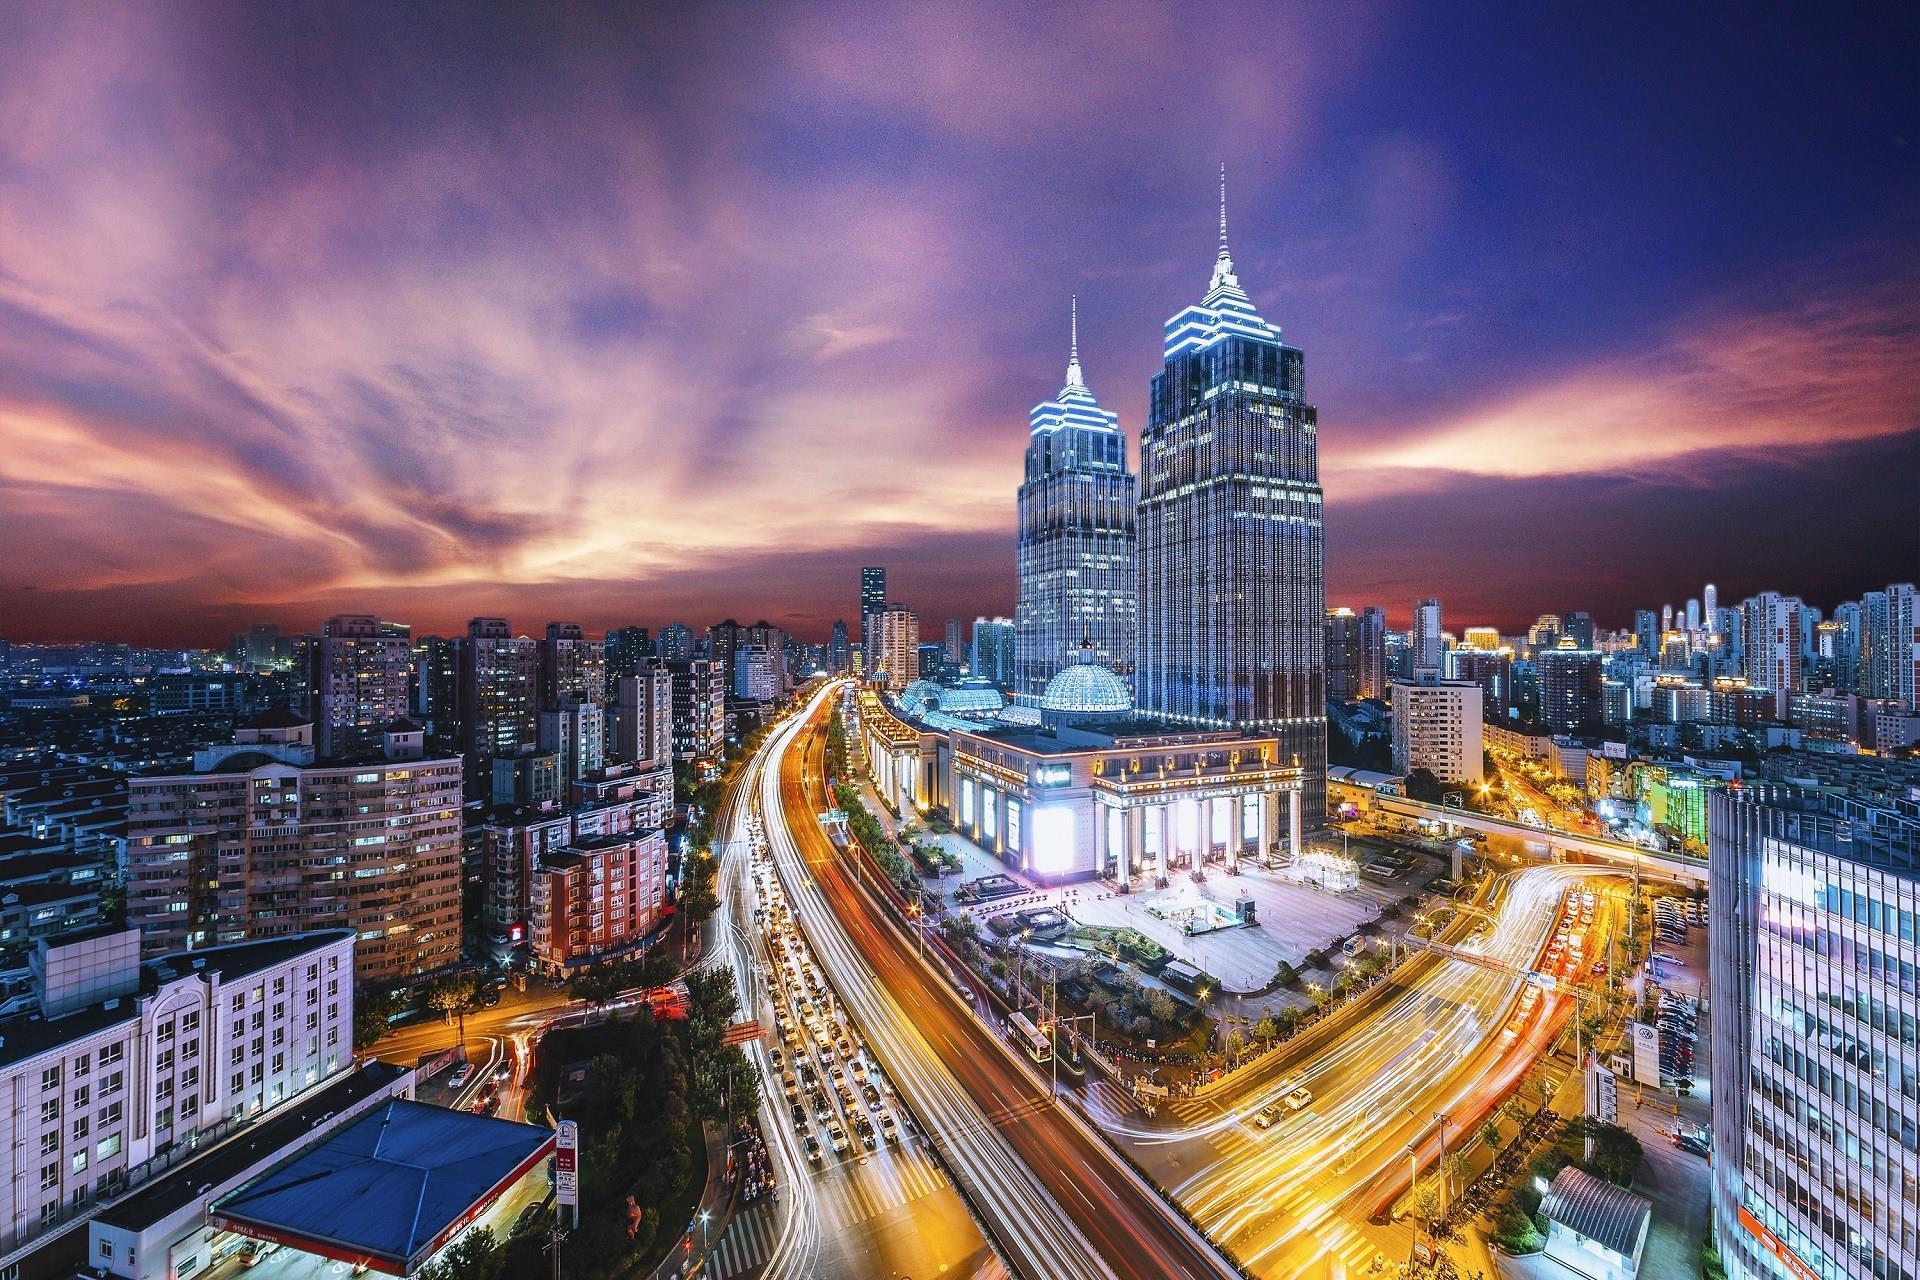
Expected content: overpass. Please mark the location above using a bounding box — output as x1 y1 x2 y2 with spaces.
1371 793 1708 886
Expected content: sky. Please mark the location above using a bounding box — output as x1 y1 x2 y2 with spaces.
1 2 1916 646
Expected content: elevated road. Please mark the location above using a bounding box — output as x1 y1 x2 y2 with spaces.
1372 793 1706 884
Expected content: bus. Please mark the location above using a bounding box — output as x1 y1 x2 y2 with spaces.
1009 1012 1052 1064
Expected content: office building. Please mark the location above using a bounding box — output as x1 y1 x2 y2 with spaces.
735 646 778 702
829 620 852 674
1015 299 1137 700
412 634 460 750
1460 626 1502 652
1390 677 1484 785
1530 615 1565 652
1708 787 1920 1280
970 617 1016 688
1411 599 1445 677
309 615 413 762
1634 610 1659 658
457 618 539 767
860 567 887 622
1134 171 1326 819
124 713 461 984
868 606 919 691
1540 638 1605 735
0 927 356 1253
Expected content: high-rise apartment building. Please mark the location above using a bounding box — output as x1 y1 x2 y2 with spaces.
537 698 604 786
663 659 725 762
1390 677 1484 784
1134 172 1326 819
614 664 674 767
458 618 539 765
1861 584 1919 709
1708 785 1920 1280
1411 599 1445 677
943 618 963 666
1015 299 1137 701
859 567 887 669
1741 592 1805 718
539 622 604 709
868 606 919 690
1539 638 1604 734
971 617 1016 688
310 615 413 761
603 625 654 699
1325 608 1362 702
124 714 461 983
413 634 461 750
1634 610 1659 657
657 622 696 663
1357 606 1388 700
1449 648 1513 722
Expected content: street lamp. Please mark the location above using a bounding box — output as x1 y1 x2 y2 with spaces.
698 1210 710 1254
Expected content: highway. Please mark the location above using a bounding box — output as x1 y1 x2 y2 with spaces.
702 712 992 1280
1122 861 1621 1276
762 681 1237 1280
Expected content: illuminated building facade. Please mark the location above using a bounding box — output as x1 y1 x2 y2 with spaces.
1135 172 1325 821
1708 788 1920 1280
1015 299 1137 701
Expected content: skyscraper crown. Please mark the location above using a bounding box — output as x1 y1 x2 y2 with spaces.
1163 164 1283 358
1031 295 1120 435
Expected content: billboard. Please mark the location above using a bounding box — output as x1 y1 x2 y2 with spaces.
1586 1059 1618 1125
1632 1022 1662 1084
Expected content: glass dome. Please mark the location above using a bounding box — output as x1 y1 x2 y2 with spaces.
1040 658 1132 715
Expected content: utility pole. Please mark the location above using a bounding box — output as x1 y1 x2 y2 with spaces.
1434 1111 1452 1219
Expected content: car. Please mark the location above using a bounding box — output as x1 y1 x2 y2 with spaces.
805 1135 823 1165
1283 1086 1313 1112
829 1062 845 1082
448 1065 473 1089
812 1091 832 1120
238 1241 281 1268
850 1059 868 1082
828 1123 850 1154
1253 1102 1283 1129
1672 1130 1711 1158
862 1082 882 1109
782 1073 799 1100
789 1101 807 1127
769 1048 784 1069
879 1113 899 1143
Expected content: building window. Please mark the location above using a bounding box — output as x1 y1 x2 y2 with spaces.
181 1011 199 1033
72 1085 89 1109
40 1163 57 1191
96 1134 120 1161
1007 800 1022 853
40 1099 59 1124
39 1066 59 1091
70 1150 86 1175
71 1116 87 1141
40 1131 57 1156
98 1044 123 1067
100 1103 121 1127
983 789 998 843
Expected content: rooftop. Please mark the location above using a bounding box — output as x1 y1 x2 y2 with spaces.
0 929 355 1071
95 1062 411 1232
1540 1166 1650 1257
211 1098 555 1273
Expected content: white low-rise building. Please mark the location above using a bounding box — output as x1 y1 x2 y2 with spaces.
0 926 356 1262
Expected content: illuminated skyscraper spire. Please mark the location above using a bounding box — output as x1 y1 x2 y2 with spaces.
1218 161 1231 263
1065 294 1085 392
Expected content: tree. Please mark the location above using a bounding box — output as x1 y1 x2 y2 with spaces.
1145 988 1178 1025
1409 1179 1442 1223
427 974 479 1044
1403 768 1445 804
1477 1119 1503 1152
1443 1150 1471 1188
1252 1015 1280 1043
354 985 405 1051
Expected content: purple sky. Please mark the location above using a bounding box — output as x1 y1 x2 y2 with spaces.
1 3 1915 645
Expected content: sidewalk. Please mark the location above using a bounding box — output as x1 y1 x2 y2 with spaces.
648 1120 733 1280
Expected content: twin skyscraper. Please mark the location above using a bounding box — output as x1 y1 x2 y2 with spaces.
1014 168 1327 814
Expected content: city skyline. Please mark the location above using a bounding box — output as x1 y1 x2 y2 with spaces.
3 5 1917 646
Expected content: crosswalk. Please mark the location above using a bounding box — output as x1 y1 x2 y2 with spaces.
1081 1079 1141 1119
706 1144 952 1279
